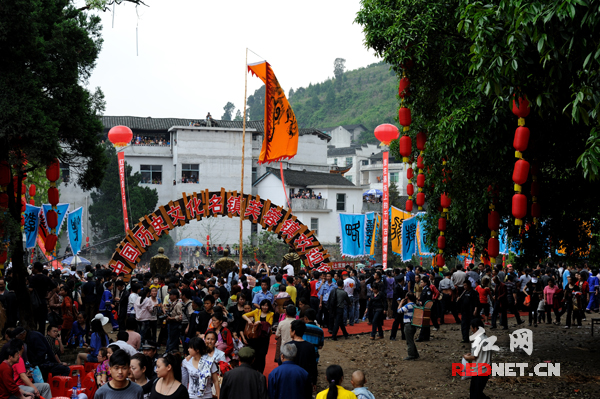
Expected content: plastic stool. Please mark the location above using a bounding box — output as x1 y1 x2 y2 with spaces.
84 362 100 374
69 365 85 377
49 375 72 397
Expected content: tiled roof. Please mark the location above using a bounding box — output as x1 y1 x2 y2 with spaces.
327 147 357 156
254 167 356 188
100 116 330 141
319 124 368 133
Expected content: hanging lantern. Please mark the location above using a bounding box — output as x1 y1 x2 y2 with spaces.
417 174 425 187
513 126 530 156
399 136 412 162
512 159 530 186
108 125 134 148
436 254 445 267
488 237 499 258
48 187 59 206
0 161 10 187
531 202 541 218
398 77 410 98
512 194 527 224
46 210 58 229
417 155 424 169
416 192 425 207
0 193 8 208
512 96 531 119
488 211 500 231
406 183 414 196
437 236 446 249
438 217 446 231
46 234 58 252
21 199 26 213
86 236 90 243
374 124 400 145
406 199 413 212
46 159 60 182
29 199 35 205
28 184 36 197
398 107 412 126
416 132 426 151
406 168 414 180
441 193 451 211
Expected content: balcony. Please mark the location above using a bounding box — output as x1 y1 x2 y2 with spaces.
362 202 382 213
290 198 330 212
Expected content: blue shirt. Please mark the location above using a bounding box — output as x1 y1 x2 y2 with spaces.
89 333 105 357
563 270 570 289
268 361 310 399
399 302 415 323
252 290 274 306
99 289 112 311
318 282 336 302
303 323 324 362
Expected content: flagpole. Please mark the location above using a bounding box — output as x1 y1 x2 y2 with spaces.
239 48 248 278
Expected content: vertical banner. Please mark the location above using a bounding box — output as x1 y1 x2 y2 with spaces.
339 213 366 257
401 215 418 261
24 204 41 249
382 151 389 269
416 216 435 256
370 214 381 257
118 151 130 232
42 203 70 235
68 207 83 255
365 212 376 256
390 206 411 255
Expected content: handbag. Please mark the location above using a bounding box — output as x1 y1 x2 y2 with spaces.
244 321 261 339
523 295 531 307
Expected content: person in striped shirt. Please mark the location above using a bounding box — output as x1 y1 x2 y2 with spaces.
398 293 419 360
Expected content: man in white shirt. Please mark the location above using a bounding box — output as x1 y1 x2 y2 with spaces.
283 263 294 277
341 272 356 326
463 319 493 399
112 331 138 356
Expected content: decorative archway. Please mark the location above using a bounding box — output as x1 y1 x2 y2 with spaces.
108 188 331 274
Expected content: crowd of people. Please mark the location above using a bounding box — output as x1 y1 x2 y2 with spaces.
290 191 322 200
132 136 170 146
0 258 597 399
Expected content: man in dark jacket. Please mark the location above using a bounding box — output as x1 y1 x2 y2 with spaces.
417 277 434 342
29 262 56 335
116 280 129 331
491 274 508 330
458 282 479 343
19 328 70 379
330 279 351 340
220 347 268 399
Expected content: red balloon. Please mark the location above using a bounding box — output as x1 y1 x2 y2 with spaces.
398 77 410 98
416 132 426 151
441 193 451 209
417 155 424 169
0 161 10 187
406 168 414 180
29 184 36 197
416 192 425 206
513 126 530 152
530 181 539 196
374 124 400 145
405 199 413 212
438 236 446 249
512 96 530 118
512 159 530 185
531 202 541 218
108 125 134 147
46 234 58 252
406 183 414 196
488 211 500 231
417 174 425 188
512 194 527 219
46 158 60 182
47 210 58 229
399 135 412 158
436 254 445 267
438 218 446 231
48 186 59 206
488 237 499 258
398 107 412 126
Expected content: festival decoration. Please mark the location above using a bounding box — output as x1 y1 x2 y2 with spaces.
365 212 377 258
511 95 531 227
416 132 426 210
390 206 412 255
401 215 418 261
406 166 414 212
487 185 500 264
68 207 83 255
23 204 41 249
107 125 133 232
437 190 451 268
108 125 133 148
45 158 60 252
375 124 401 146
248 61 299 163
339 213 367 257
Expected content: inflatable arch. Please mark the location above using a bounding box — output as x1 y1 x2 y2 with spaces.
108 188 332 274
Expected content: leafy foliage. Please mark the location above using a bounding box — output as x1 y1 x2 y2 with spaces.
356 0 600 266
221 102 235 121
241 231 290 265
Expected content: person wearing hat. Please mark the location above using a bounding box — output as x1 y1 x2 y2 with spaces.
219 347 268 399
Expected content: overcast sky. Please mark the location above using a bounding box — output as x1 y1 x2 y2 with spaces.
86 0 379 119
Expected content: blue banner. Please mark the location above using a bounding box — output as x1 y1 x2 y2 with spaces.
68 207 83 255
42 203 70 234
402 215 418 261
24 204 41 249
365 212 376 256
339 213 366 257
416 215 435 257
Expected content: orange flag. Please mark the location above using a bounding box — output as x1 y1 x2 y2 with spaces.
248 61 298 163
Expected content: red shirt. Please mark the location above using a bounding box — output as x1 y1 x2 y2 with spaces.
12 357 27 386
0 361 20 399
476 286 490 304
310 280 319 297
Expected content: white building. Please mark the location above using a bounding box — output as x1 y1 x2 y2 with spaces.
320 124 368 147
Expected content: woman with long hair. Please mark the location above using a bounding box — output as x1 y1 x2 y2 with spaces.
207 312 233 360
59 285 76 344
316 365 356 399
130 353 153 399
203 330 226 364
182 337 220 399
150 353 188 399
76 317 108 364
242 298 274 373
136 287 160 342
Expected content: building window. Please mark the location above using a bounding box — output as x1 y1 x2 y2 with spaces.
346 157 352 166
141 165 162 184
60 163 70 183
252 167 257 183
336 193 346 211
182 164 199 183
311 218 319 236
345 175 353 183
390 172 399 183
361 160 369 166
333 158 338 165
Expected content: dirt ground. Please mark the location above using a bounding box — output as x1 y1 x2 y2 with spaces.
316 319 600 398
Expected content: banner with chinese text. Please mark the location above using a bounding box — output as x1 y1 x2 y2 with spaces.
401 215 418 261
370 214 381 258
365 212 376 257
24 204 41 249
390 206 412 256
416 215 435 257
338 213 366 257
68 207 83 255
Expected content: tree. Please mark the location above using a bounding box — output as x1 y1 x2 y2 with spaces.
89 145 159 256
233 110 243 121
356 0 600 266
221 102 235 121
247 85 266 121
334 58 346 80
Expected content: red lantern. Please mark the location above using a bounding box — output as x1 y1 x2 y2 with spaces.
417 155 424 169
29 199 35 205
512 194 527 219
47 210 58 229
0 193 8 208
530 181 539 196
416 132 426 151
438 218 446 231
46 234 58 252
531 202 541 218
398 77 410 98
29 184 36 197
513 127 530 152
21 199 26 213
488 237 499 258
406 168 414 180
406 183 414 196
531 164 539 176
416 192 425 206
46 159 60 182
398 107 412 126
488 211 500 231
438 236 446 249
405 199 413 212
399 136 412 159
512 96 530 118
441 193 451 209
401 58 414 70
86 236 90 243
48 187 59 206
0 161 10 186
21 183 26 195
417 174 425 188
108 125 134 147
436 254 445 267
21 215 24 226
374 124 400 145
512 159 530 185
0 251 7 264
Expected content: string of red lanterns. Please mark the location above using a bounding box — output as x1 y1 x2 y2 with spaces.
416 132 426 210
487 185 500 264
398 70 414 212
511 96 531 229
45 158 61 253
437 188 451 268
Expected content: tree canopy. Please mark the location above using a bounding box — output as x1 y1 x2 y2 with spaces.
221 102 235 121
356 0 600 266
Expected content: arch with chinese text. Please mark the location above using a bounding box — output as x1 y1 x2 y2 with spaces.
108 188 332 275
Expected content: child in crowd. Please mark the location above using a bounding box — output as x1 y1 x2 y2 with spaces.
351 370 375 399
95 348 110 386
